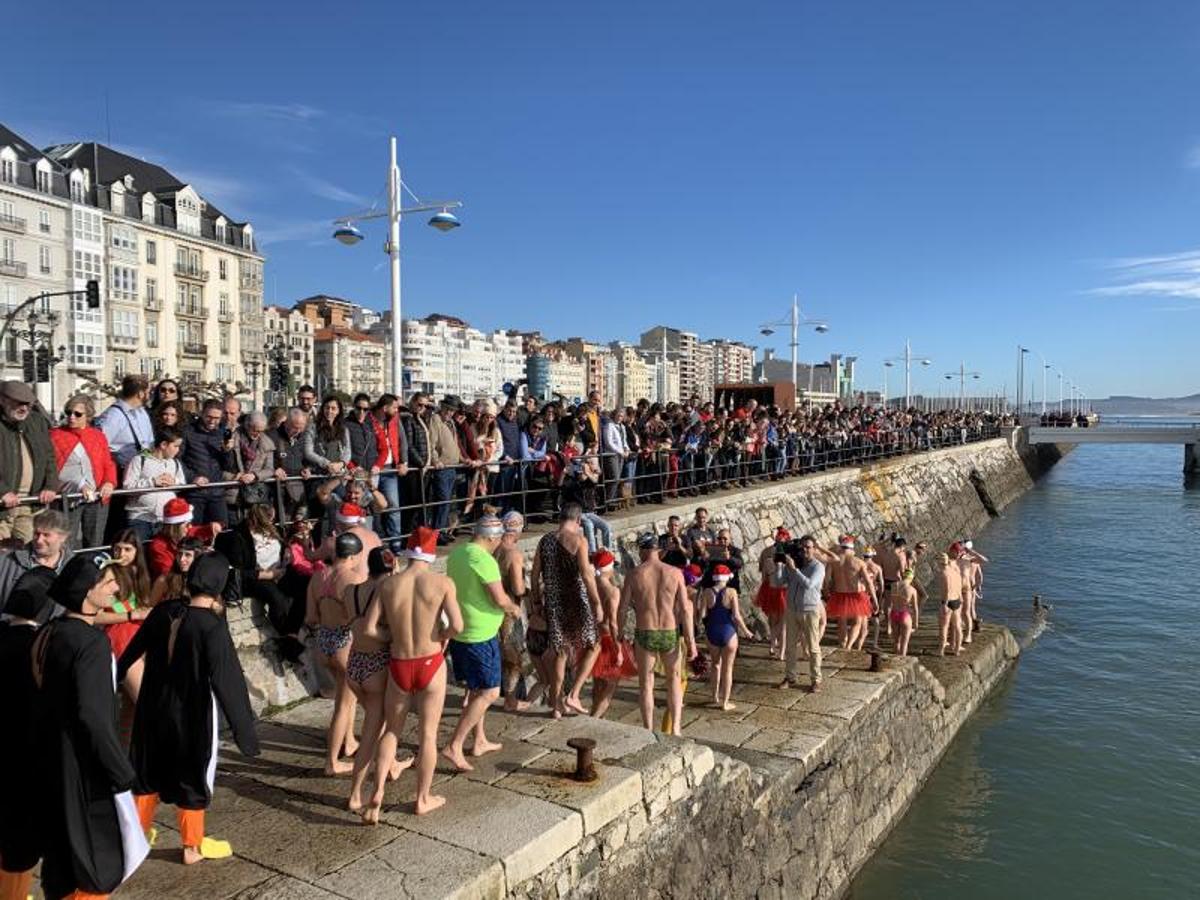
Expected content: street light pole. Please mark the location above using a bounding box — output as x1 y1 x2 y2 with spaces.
790 293 799 399
388 136 403 398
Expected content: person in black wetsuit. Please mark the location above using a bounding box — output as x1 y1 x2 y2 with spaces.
118 551 260 866
33 554 150 900
0 566 55 900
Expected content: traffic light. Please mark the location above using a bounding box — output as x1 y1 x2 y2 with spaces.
21 349 34 383
35 347 49 383
85 279 100 309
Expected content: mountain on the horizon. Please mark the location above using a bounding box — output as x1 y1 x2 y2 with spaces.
1091 393 1200 415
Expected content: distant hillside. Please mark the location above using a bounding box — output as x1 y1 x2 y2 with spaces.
1091 394 1200 416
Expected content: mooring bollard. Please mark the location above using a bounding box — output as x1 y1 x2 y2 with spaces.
869 650 882 673
567 737 598 782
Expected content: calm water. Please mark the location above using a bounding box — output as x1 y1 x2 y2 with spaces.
849 436 1200 900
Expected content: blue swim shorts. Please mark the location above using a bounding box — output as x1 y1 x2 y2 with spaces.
447 636 501 691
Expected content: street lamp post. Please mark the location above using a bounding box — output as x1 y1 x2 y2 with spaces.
332 136 462 397
759 294 829 409
883 340 932 411
943 361 982 409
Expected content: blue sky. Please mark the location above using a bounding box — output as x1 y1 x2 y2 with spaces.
3 0 1198 399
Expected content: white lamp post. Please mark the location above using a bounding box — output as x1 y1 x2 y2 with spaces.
943 361 982 409
332 136 462 396
760 294 829 408
884 340 932 411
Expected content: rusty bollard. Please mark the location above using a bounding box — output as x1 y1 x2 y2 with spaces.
869 650 883 673
567 737 598 782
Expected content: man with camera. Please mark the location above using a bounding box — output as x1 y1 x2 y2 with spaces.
776 535 827 693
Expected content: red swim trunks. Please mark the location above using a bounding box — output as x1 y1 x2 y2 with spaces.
826 591 872 618
388 652 445 694
592 633 637 681
754 582 787 617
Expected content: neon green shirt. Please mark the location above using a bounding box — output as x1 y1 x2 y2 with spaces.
446 542 504 643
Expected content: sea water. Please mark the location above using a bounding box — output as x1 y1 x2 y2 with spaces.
848 434 1200 899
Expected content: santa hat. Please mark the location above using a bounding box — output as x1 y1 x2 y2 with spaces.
775 527 791 542
684 563 703 586
406 526 439 563
712 564 732 583
948 541 964 556
838 534 856 550
591 550 615 573
162 497 193 525
336 502 367 526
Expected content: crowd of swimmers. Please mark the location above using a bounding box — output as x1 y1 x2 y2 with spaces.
0 493 989 899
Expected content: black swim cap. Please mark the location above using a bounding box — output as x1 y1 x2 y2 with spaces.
335 532 364 560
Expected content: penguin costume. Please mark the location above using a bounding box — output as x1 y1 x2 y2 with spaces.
0 566 55 900
118 551 260 864
32 554 149 900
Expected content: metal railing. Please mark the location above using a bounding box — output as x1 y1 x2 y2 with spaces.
174 263 210 281
0 213 26 234
0 260 27 277
11 424 1002 555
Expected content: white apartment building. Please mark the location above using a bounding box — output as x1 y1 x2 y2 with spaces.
264 305 314 396
398 314 525 401
639 325 703 400
547 355 587 402
609 341 651 407
705 338 755 386
645 356 681 404
558 338 618 408
0 124 76 410
313 327 386 398
44 140 265 393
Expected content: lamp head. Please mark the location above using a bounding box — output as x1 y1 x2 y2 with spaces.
920 359 932 367
428 209 461 232
333 223 364 246
813 323 829 334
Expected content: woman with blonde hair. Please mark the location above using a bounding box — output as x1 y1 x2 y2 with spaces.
49 393 117 549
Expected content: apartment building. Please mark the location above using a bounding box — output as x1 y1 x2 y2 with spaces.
639 325 703 400
557 337 618 408
264 304 314 394
44 140 265 391
705 338 756 387
609 341 651 408
313 326 386 397
397 313 525 401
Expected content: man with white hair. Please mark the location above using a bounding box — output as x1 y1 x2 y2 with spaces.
273 408 312 516
0 509 70 621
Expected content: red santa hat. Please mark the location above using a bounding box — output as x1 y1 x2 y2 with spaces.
838 534 857 550
161 497 193 525
406 526 438 563
712 564 732 583
775 527 791 542
684 563 703 586
336 502 367 526
948 541 964 556
591 550 615 573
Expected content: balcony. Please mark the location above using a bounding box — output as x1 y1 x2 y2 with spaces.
0 260 27 278
179 342 207 357
174 263 209 282
239 273 263 290
108 333 139 350
217 308 235 323
175 304 209 319
0 214 25 234
144 296 162 311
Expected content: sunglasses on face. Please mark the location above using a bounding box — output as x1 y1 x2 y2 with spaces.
68 410 86 419
355 406 369 413
160 386 178 395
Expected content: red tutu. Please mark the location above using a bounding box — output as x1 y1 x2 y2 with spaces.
826 591 872 618
754 582 787 617
105 620 141 659
593 633 637 681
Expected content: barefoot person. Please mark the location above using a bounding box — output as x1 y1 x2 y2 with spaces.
617 533 697 735
530 503 604 717
32 555 149 900
959 538 989 642
778 535 827 693
939 549 965 656
857 545 885 651
120 552 259 866
817 535 878 649
589 550 635 718
754 528 791 659
875 534 910 638
442 516 522 772
495 511 531 712
889 568 919 656
702 564 752 711
345 546 401 815
362 528 462 820
306 531 365 775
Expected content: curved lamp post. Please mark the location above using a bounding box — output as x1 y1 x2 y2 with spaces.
331 136 463 396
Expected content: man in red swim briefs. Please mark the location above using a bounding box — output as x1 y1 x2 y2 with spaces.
360 527 463 822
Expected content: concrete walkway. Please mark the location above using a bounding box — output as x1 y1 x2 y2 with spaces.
85 616 1013 900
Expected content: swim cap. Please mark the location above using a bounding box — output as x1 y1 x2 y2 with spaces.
335 532 364 559
367 546 396 576
474 515 504 538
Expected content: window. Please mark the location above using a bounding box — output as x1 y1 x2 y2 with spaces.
71 250 102 281
110 226 136 252
112 355 126 379
216 221 227 243
0 200 13 227
219 293 230 318
1 238 14 263
0 151 14 184
219 324 230 354
70 173 84 203
38 210 50 234
176 283 187 309
146 278 157 303
146 320 159 348
146 240 156 264
39 246 51 274
71 292 102 324
112 308 139 343
215 363 234 382
218 259 227 280
176 323 187 346
36 164 50 193
72 332 103 368
110 265 137 300
72 209 101 243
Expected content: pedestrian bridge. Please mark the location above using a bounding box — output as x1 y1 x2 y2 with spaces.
1027 424 1200 473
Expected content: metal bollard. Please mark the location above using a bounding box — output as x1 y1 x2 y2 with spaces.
566 737 598 783
869 650 882 673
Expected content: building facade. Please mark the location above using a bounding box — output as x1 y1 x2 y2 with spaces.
705 338 755 388
313 327 386 398
264 304 314 398
639 325 704 400
609 341 651 408
397 314 525 401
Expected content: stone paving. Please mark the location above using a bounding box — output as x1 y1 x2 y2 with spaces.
68 613 1012 900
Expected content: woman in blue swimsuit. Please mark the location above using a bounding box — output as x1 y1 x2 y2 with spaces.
703 565 753 711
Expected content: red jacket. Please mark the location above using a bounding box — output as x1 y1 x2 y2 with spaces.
146 524 216 578
371 414 405 469
49 425 119 499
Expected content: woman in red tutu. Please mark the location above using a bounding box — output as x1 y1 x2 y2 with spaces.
590 550 636 718
755 527 791 659
93 528 153 700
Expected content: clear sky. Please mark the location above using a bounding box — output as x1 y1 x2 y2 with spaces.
3 0 1198 399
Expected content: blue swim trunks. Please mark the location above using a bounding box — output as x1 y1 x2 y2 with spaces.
448 636 501 691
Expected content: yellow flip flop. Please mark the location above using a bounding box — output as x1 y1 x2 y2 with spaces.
199 836 233 859
146 826 158 847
